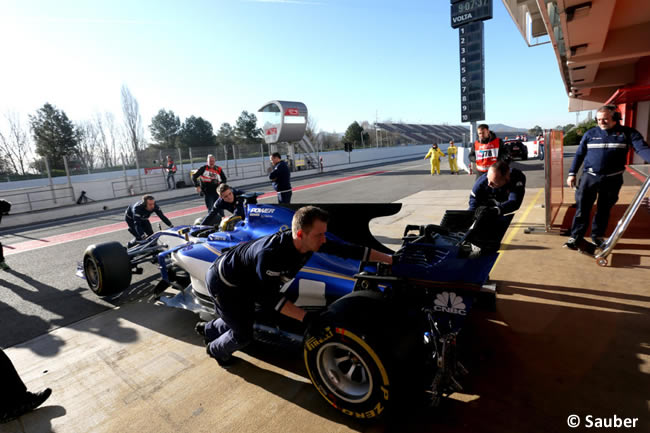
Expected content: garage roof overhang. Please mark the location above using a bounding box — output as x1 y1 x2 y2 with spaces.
502 0 650 111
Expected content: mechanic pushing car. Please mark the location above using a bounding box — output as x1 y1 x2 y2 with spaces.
200 183 246 226
468 124 510 179
192 154 227 210
195 205 393 366
124 195 173 247
468 160 526 219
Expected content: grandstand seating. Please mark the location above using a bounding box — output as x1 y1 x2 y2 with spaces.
375 122 527 145
376 122 467 144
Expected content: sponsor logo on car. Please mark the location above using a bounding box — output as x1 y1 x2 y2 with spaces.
433 291 467 315
249 207 275 215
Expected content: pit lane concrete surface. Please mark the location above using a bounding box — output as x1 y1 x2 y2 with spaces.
2 156 649 432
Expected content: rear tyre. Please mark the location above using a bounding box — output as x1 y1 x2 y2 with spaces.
304 323 391 419
304 292 401 419
83 242 132 296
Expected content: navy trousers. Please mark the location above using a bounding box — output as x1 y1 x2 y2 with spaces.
0 349 27 408
278 191 292 204
204 261 254 359
204 192 218 211
570 173 623 239
126 220 153 239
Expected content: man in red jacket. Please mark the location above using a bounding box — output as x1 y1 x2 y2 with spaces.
468 124 509 179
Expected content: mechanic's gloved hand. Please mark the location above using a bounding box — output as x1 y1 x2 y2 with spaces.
474 206 499 220
303 310 325 336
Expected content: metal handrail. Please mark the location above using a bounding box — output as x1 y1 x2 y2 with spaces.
595 173 650 260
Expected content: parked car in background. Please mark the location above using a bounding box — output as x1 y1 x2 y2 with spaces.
503 139 528 160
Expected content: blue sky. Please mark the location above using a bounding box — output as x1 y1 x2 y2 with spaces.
0 0 583 135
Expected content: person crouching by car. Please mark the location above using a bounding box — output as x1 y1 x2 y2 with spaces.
124 195 173 248
200 184 246 226
192 154 227 210
468 160 526 219
194 205 393 367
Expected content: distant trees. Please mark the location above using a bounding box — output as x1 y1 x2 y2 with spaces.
180 116 215 148
149 109 181 148
29 103 79 170
121 85 145 154
343 121 369 149
0 111 32 175
216 122 235 148
564 119 597 147
528 125 543 137
234 111 262 144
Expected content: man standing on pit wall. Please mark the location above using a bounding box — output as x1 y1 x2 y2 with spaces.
564 105 650 250
164 155 177 190
269 152 292 203
424 144 445 175
447 140 459 174
192 154 227 210
468 124 509 179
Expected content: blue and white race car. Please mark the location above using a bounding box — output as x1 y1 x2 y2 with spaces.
80 198 511 418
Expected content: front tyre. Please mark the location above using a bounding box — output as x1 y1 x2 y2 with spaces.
304 325 391 419
83 242 132 296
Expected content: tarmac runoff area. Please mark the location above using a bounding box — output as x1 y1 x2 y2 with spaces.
2 185 650 432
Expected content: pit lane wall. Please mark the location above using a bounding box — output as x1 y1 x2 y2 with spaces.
0 144 436 215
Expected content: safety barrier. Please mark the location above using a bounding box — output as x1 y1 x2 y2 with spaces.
0 184 75 213
544 130 564 230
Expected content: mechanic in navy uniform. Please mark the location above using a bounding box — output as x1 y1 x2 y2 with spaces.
269 152 292 203
124 195 173 247
195 205 393 366
0 349 52 423
200 183 245 226
564 105 650 250
192 154 227 210
468 160 526 218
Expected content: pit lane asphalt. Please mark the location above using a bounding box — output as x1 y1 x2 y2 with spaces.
0 157 546 349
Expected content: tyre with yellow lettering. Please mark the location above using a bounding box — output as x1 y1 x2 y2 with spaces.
303 292 393 419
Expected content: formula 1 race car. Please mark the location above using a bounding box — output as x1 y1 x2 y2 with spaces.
79 201 512 419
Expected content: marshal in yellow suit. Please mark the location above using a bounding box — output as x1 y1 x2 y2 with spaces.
424 145 445 175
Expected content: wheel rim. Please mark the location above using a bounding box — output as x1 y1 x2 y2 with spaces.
84 257 100 290
316 341 373 404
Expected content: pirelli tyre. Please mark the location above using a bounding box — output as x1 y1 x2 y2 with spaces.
83 242 132 296
303 292 396 419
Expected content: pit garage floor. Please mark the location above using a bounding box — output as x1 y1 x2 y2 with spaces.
3 187 649 433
